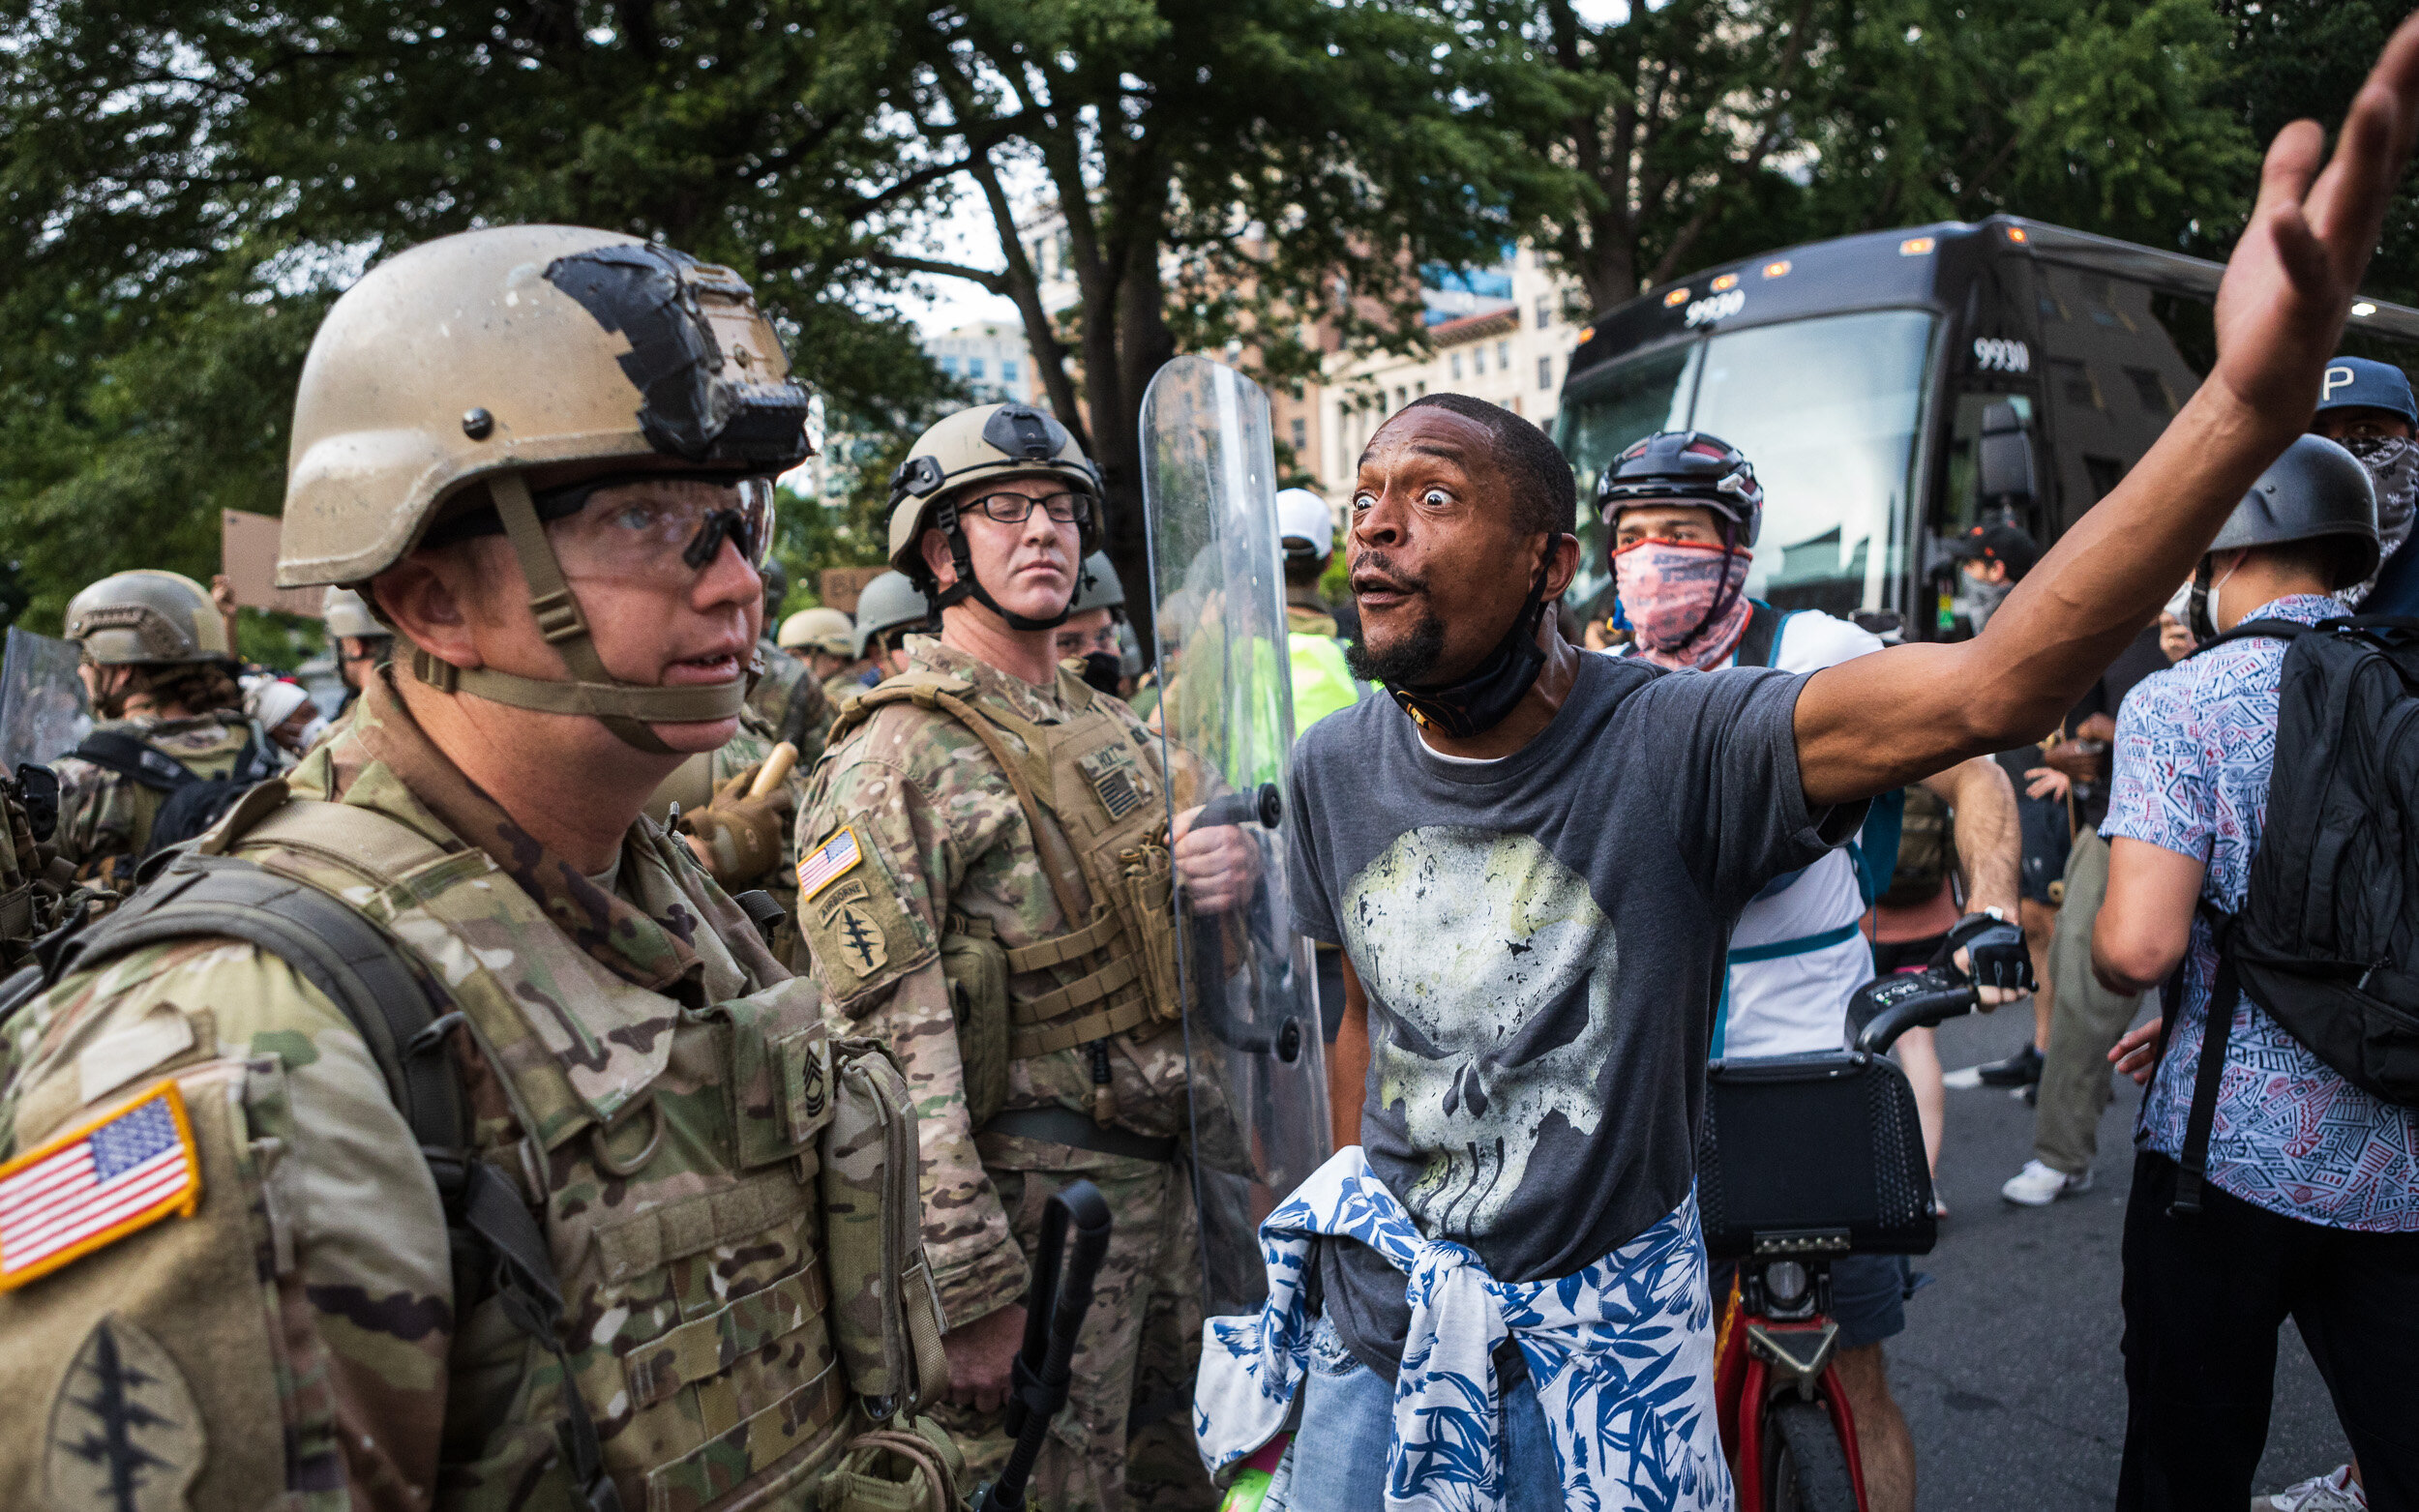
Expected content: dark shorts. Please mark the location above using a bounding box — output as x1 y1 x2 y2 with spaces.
1712 1253 1916 1351
1996 747 2075 904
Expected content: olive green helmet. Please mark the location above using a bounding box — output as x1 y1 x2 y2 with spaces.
277 223 814 753
1071 551 1125 615
778 607 854 657
64 571 229 666
885 402 1100 631
851 571 933 659
320 585 387 640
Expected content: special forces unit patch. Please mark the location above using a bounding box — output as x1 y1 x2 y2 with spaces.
818 888 889 976
0 1082 201 1290
45 1314 203 1512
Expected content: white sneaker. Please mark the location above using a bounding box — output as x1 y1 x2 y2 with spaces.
2253 1466 2366 1511
1999 1159 2093 1206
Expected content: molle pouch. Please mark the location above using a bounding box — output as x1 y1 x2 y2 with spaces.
821 1037 949 1422
939 917 1011 1128
821 1417 970 1512
715 978 836 1178
1118 836 1181 1025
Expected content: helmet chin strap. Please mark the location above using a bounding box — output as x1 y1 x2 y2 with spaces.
407 471 750 755
927 498 1077 631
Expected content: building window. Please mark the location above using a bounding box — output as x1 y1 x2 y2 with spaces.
1538 355 1553 390
1450 352 1463 380
1291 417 1307 450
1536 295 1553 328
969 357 986 379
1415 380 1426 396
1394 386 1408 409
1002 359 1020 384
941 356 960 375
1497 340 1511 370
1470 346 1484 375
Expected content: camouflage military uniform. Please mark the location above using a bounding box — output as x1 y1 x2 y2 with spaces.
751 639 836 760
796 637 1210 1511
49 712 268 883
0 673 902 1510
823 669 872 711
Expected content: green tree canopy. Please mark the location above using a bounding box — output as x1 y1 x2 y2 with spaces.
868 0 1579 633
0 0 960 634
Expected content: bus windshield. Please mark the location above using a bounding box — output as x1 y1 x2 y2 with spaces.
1557 308 1938 620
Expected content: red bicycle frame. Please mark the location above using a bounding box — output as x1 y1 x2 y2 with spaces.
1713 1281 1870 1512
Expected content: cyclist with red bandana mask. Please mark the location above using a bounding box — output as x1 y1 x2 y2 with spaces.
1600 430 2031 1512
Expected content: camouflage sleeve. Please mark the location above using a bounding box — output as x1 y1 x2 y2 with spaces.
46 756 148 878
796 745 1029 1327
0 939 453 1509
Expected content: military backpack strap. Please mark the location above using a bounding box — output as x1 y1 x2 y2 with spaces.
66 729 198 792
33 813 628 1512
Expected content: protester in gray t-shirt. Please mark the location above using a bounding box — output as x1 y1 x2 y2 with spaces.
1195 103 2419 1504
1289 647 1857 1375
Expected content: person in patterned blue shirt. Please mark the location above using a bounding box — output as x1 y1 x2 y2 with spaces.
2098 438 2419 1512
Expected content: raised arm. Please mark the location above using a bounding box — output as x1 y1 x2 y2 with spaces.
1796 15 2419 806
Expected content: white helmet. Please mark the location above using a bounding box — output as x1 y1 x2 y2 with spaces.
1276 488 1334 562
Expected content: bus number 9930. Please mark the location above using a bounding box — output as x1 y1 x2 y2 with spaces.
1973 337 2031 373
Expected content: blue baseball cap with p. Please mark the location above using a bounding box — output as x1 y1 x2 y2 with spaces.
2317 356 2419 427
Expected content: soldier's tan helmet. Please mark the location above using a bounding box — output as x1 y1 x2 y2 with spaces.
276 224 814 752
884 402 1100 582
320 586 387 640
63 571 229 666
778 607 853 657
1070 551 1125 615
281 223 812 587
851 571 933 659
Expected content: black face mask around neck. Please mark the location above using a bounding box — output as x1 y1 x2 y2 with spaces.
1384 569 1551 741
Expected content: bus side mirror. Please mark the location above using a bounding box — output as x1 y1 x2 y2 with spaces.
1978 401 2036 505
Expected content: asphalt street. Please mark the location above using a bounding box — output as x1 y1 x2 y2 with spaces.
1892 1001 2344 1509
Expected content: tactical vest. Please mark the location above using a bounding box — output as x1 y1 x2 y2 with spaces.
0 783 956 1512
826 669 1181 1127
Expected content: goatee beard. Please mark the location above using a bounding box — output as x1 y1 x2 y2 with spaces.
1346 608 1448 687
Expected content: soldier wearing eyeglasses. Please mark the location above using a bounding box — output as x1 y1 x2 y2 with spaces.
794 403 1245 1510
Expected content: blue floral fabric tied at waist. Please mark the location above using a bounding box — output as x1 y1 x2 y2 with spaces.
1192 1146 1732 1512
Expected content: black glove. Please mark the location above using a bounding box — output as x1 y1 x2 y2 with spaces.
1937 910 2033 993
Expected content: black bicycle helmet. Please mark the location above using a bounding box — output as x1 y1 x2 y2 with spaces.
1595 430 1765 549
2209 433 2379 589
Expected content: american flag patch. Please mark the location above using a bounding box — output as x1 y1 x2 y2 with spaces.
797 826 864 902
0 1081 200 1290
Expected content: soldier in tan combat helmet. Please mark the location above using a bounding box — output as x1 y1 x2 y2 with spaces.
0 225 967 1512
795 401 1254 1510
48 570 283 885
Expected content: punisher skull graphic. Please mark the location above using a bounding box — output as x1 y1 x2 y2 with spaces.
1343 826 1620 1234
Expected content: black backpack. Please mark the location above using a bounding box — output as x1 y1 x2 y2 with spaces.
69 727 284 856
2160 613 2419 1215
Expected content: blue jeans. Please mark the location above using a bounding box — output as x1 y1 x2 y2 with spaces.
1276 1317 1564 1512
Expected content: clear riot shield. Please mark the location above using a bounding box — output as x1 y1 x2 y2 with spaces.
0 627 92 773
1139 356 1331 1318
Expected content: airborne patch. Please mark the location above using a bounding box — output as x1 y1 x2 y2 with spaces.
1078 745 1150 821
45 1314 203 1512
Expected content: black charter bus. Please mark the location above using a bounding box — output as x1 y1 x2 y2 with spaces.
1554 215 2419 637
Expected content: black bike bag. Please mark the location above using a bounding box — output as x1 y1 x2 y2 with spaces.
1696 1051 1936 1261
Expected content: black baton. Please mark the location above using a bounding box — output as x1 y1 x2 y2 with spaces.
977 1179 1113 1512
